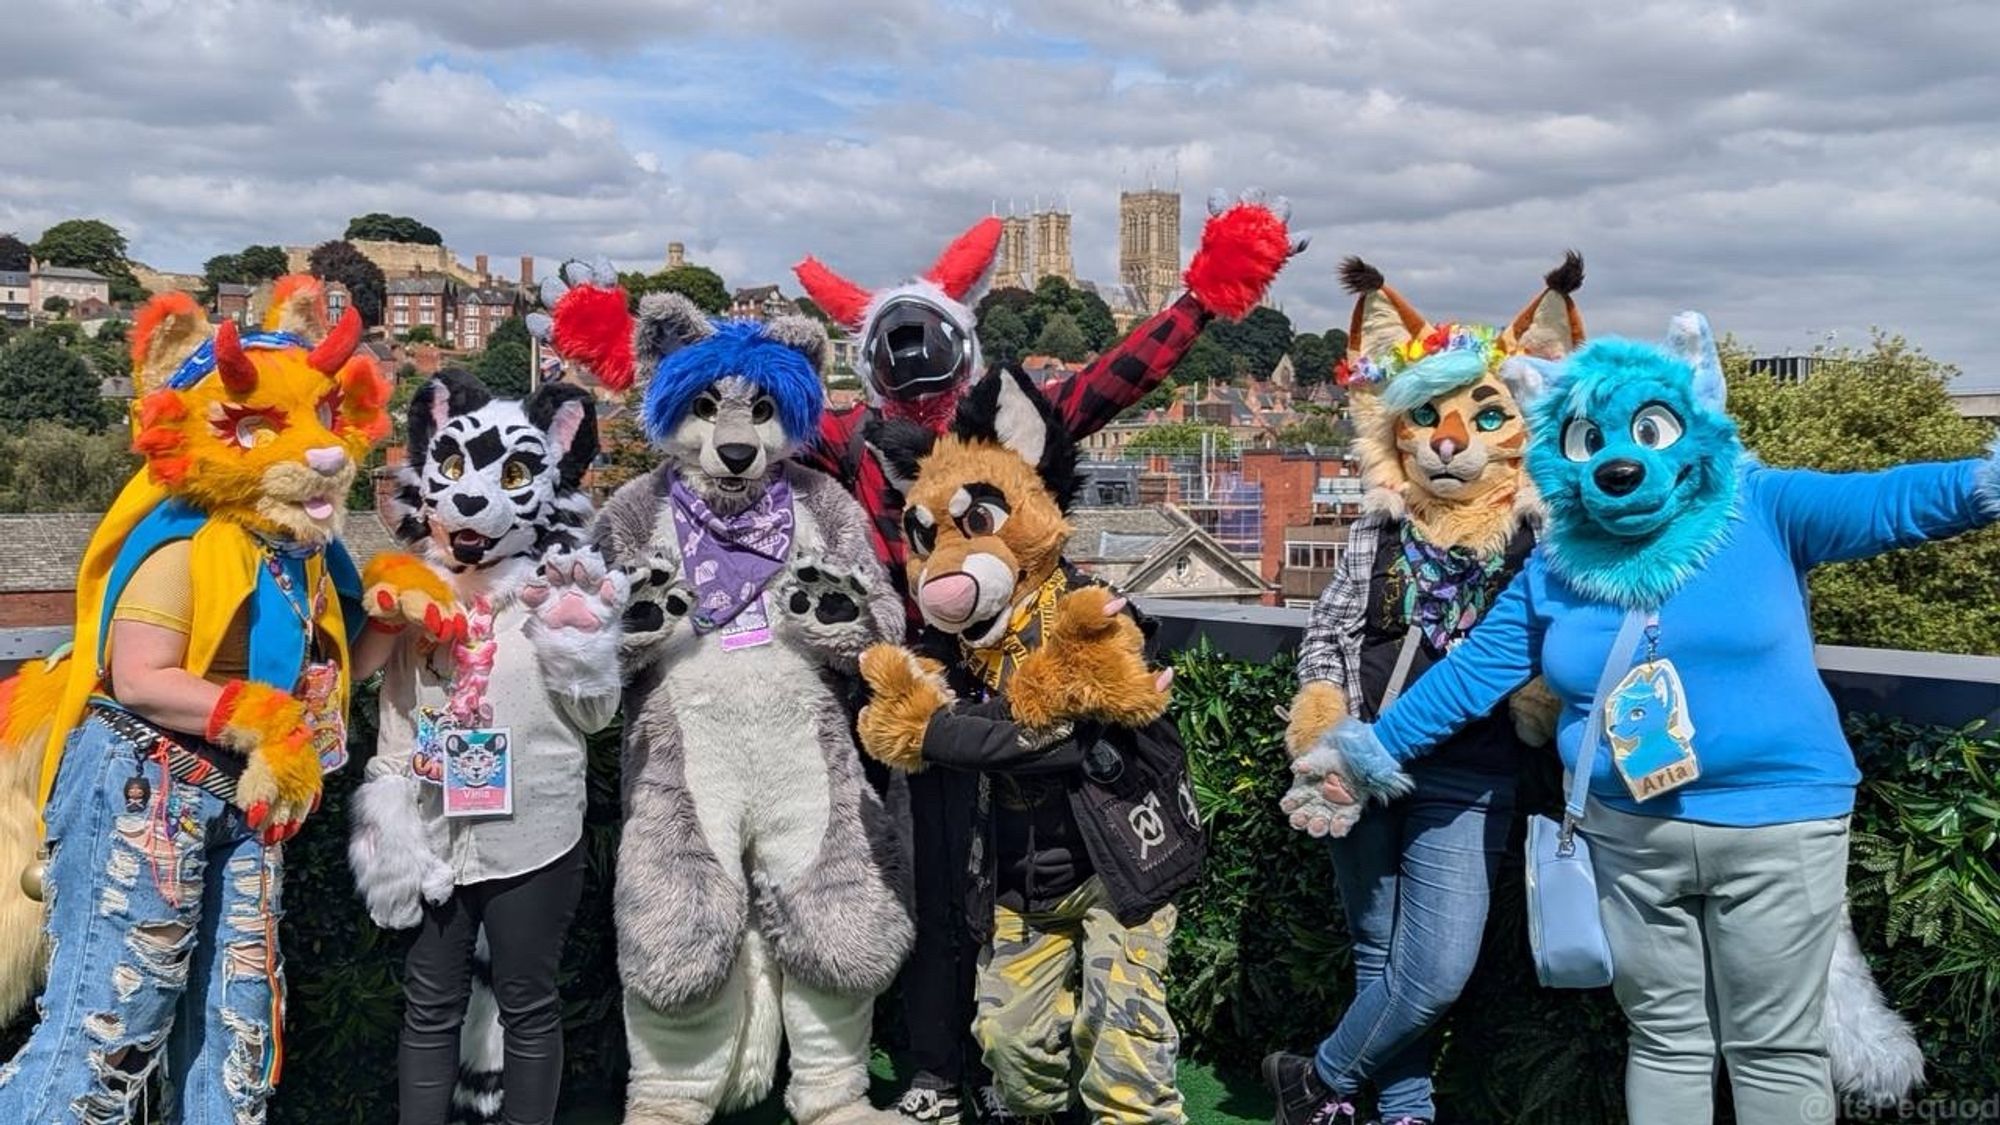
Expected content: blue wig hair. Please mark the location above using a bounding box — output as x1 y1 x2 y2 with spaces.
642 319 824 444
1380 347 1495 414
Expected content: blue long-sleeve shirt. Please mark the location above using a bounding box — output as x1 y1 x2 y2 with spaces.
1373 457 1995 826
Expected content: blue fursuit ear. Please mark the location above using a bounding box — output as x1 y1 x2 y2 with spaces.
642 319 825 444
1663 311 1726 412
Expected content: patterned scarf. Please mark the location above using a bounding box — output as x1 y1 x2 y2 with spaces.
669 477 794 630
1395 521 1508 651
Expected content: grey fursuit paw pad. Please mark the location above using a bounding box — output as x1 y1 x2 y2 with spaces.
776 555 876 655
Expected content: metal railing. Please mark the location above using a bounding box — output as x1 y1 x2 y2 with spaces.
3 606 1995 729
1136 600 2000 730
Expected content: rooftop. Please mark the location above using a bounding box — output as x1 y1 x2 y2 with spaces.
387 275 454 295
33 265 108 282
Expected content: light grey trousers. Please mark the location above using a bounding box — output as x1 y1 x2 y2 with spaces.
1583 800 1849 1125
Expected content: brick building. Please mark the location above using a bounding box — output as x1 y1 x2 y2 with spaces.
456 287 522 351
386 275 457 340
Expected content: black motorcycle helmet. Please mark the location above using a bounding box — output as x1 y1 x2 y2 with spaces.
865 295 975 402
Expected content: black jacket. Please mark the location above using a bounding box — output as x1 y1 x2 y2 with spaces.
920 609 1205 941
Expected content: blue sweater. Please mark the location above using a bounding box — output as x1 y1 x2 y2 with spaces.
1373 458 1993 827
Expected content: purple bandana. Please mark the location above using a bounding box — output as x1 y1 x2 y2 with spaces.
669 477 794 631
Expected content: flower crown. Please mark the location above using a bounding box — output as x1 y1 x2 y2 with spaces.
1335 321 1504 388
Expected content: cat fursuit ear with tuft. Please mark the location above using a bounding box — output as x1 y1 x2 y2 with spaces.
632 292 715 382
863 417 938 496
955 365 1082 509
1503 251 1586 359
1664 311 1726 413
525 383 601 489
407 369 493 466
1339 256 1429 363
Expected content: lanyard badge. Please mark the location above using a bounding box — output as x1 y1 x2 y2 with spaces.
1605 616 1699 801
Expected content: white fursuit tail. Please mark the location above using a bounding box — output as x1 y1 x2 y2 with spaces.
1826 911 1924 1105
348 766 454 930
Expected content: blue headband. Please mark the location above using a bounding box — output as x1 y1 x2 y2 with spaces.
165 331 311 391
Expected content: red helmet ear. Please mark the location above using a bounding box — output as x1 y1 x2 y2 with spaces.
309 307 363 374
214 319 258 396
923 217 1003 302
793 256 872 330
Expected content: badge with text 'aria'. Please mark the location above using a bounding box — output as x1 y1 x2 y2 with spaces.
1605 660 1700 802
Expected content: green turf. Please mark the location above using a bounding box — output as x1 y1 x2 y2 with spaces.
556 1052 1273 1123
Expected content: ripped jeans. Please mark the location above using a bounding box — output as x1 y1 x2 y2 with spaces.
0 712 286 1124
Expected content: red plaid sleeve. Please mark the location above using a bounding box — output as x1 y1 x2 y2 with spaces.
1048 291 1211 440
799 403 866 485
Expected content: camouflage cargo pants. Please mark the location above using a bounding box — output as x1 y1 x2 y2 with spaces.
973 877 1184 1123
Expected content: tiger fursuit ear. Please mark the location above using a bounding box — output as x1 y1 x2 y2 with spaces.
524 382 600 489
406 369 493 467
952 365 1081 511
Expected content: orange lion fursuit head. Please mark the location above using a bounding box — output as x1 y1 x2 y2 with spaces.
0 278 453 1123
857 365 1204 1125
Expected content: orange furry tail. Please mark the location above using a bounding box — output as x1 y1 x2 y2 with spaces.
0 656 69 1022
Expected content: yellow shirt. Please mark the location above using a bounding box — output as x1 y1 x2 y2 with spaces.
108 540 250 685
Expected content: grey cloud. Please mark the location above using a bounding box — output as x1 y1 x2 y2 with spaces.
3 0 1995 383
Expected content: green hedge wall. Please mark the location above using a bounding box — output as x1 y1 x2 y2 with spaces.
7 655 1996 1124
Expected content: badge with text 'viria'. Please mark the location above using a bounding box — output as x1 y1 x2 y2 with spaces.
1605 660 1699 801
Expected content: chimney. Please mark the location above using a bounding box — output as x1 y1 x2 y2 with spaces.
519 256 535 288
474 254 488 280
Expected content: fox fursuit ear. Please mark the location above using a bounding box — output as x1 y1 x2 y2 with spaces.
954 365 1082 510
633 292 714 379
863 417 937 496
1665 311 1726 412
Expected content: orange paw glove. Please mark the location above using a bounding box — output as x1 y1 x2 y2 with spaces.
362 552 465 644
207 681 320 845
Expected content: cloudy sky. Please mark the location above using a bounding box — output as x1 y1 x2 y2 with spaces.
4 0 1996 386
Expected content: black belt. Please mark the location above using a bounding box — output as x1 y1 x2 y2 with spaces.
90 703 243 805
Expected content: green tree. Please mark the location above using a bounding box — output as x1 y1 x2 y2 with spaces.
0 234 28 272
239 244 288 282
401 325 440 346
31 218 145 303
1031 311 1088 363
41 296 70 318
0 422 137 511
592 398 655 493
1171 330 1238 386
1289 331 1341 390
344 213 443 246
790 295 846 336
1726 332 2000 654
1276 412 1352 453
0 330 112 431
625 264 730 315
1071 289 1117 352
1213 305 1295 383
473 317 534 397
980 306 1032 366
308 240 387 327
1125 422 1234 457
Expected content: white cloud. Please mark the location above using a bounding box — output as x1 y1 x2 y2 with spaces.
3 0 1996 384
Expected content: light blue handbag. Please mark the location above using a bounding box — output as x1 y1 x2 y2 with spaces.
1525 608 1649 989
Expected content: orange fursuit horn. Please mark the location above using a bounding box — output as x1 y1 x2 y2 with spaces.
309 307 364 374
924 216 1003 302
792 256 872 330
214 319 258 395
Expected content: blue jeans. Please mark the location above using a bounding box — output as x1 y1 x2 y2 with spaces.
0 713 286 1124
1315 765 1514 1121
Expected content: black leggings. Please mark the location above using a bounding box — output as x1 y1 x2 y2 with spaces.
899 767 984 1085
398 843 586 1125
